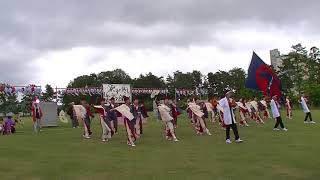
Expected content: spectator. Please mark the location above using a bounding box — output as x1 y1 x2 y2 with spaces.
3 113 16 135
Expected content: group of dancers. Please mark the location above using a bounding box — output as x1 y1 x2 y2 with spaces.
65 90 316 147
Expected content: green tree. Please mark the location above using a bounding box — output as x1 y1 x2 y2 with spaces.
279 44 310 93
68 74 99 88
63 69 132 107
207 68 261 99
20 94 36 115
97 69 132 85
133 72 166 88
42 84 55 102
0 94 19 114
279 44 320 106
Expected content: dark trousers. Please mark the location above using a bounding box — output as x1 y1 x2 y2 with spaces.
113 118 118 133
304 112 313 122
71 116 79 128
226 122 240 140
84 117 92 135
274 116 285 129
106 120 115 136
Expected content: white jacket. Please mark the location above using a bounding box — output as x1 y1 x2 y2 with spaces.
300 97 310 113
219 97 235 125
270 99 280 118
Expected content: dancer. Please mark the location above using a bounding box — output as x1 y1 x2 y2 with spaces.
188 100 212 136
270 95 288 131
139 101 149 123
251 98 264 123
217 103 226 130
132 98 143 138
260 98 270 119
285 96 293 120
237 99 249 127
115 96 136 147
73 104 89 139
219 90 243 144
299 92 316 124
245 100 253 120
81 100 95 139
158 97 179 142
106 97 118 134
171 100 180 128
94 100 112 142
67 102 79 128
204 101 214 123
210 97 219 123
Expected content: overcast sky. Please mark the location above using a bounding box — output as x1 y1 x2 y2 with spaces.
1 0 320 88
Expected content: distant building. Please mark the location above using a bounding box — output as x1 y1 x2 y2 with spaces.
270 49 282 71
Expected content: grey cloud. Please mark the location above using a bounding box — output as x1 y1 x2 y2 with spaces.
2 0 319 50
1 0 319 83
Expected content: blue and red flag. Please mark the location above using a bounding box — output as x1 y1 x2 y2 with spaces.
245 52 282 98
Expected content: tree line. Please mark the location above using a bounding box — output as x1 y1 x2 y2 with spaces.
1 43 319 115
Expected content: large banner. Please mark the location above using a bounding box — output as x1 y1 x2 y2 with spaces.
103 84 132 103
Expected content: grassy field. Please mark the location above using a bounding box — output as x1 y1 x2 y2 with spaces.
0 110 319 180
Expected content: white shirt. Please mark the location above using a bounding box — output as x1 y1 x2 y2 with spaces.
219 97 235 125
300 97 310 113
270 99 280 118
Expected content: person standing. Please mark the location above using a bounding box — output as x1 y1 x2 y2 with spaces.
270 95 288 131
219 90 243 144
285 96 293 120
31 100 42 133
299 92 316 124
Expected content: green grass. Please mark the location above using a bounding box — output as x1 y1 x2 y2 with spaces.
0 110 319 180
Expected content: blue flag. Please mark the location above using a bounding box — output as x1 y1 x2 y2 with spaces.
245 52 282 98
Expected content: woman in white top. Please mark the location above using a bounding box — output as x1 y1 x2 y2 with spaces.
299 93 316 124
270 95 288 131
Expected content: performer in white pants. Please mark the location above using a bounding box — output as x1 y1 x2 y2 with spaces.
188 101 212 136
158 97 179 142
94 100 112 142
73 105 89 139
115 96 136 147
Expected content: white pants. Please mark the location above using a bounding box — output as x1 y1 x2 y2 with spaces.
101 117 112 140
33 119 41 133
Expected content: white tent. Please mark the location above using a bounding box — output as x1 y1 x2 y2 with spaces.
40 102 58 127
